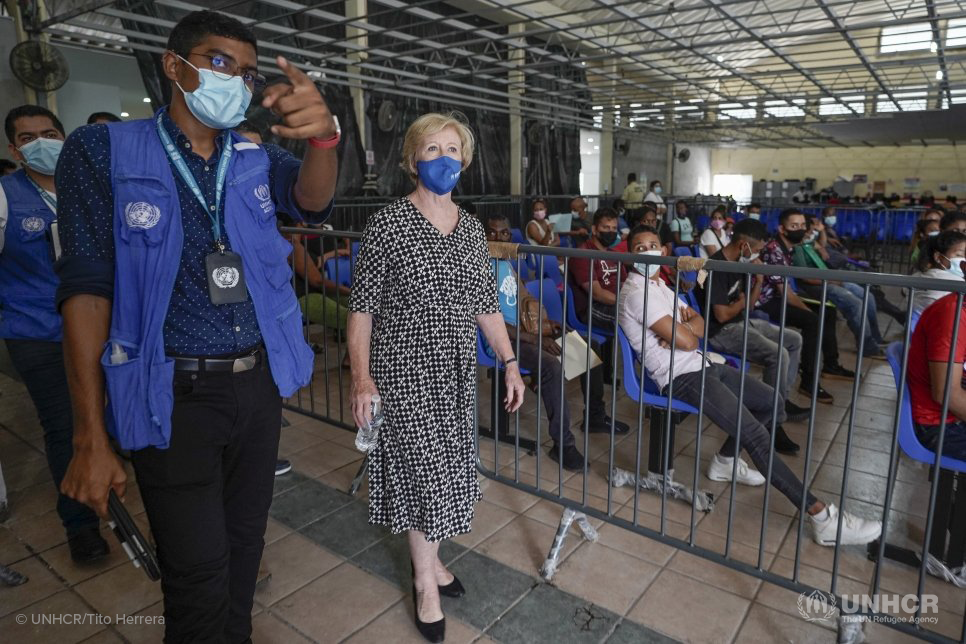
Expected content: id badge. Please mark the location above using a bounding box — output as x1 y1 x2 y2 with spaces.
205 251 248 305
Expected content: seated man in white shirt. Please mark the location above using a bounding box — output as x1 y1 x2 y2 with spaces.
616 225 882 546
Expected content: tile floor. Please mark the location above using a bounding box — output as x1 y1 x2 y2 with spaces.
0 314 963 643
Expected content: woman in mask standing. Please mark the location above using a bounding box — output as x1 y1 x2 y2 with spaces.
643 179 666 216
525 197 558 247
348 113 525 643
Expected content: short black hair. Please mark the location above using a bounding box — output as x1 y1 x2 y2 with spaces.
732 218 768 243
627 173 637 183
233 119 262 139
613 198 625 210
641 206 658 218
87 111 121 124
649 179 661 190
921 230 966 272
748 203 762 211
166 10 258 57
483 211 508 227
627 224 659 248
821 206 835 217
779 207 804 227
592 207 619 227
0 159 16 173
949 195 959 204
711 205 726 216
940 211 966 230
4 105 65 143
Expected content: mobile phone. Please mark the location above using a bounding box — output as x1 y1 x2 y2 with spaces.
46 220 62 262
108 489 160 581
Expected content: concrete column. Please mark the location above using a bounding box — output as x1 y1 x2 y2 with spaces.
346 0 368 152
598 61 617 195
508 23 524 195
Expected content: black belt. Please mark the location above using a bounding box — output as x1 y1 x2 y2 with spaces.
171 346 264 373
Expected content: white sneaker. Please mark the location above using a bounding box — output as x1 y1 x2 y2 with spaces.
706 453 765 486
809 503 882 546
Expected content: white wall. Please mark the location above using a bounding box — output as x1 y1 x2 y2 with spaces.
613 137 669 198
672 145 712 196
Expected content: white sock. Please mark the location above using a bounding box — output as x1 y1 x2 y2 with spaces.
812 507 831 522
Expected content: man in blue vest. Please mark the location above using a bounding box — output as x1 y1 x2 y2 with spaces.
55 11 338 642
1 104 108 562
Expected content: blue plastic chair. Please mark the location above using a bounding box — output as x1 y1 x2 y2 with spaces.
565 284 610 343
324 256 353 287
617 327 698 413
884 342 966 472
477 329 530 375
510 228 528 245
673 246 693 258
525 279 564 326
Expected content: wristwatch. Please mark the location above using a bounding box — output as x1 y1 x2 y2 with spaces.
308 115 341 149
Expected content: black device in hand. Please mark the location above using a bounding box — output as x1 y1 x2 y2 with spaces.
108 489 160 581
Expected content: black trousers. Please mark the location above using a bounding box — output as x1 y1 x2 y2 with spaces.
131 360 281 644
757 298 841 382
5 339 99 536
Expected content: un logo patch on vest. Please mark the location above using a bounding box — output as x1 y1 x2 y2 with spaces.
212 266 240 289
21 217 45 232
254 184 272 214
125 202 161 229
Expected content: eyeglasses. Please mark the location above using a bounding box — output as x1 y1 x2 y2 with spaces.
187 52 266 92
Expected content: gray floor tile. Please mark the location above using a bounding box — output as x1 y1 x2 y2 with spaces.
299 501 389 558
488 583 620 643
272 470 310 496
269 479 351 529
605 619 680 644
441 550 535 631
352 535 468 591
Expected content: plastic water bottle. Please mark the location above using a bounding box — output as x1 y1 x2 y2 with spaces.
354 394 383 452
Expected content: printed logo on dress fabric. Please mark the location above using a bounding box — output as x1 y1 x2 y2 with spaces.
21 217 45 232
124 202 162 229
211 266 240 289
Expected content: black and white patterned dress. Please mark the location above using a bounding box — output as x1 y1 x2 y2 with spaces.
349 198 500 542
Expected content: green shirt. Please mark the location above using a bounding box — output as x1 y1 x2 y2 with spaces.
792 243 829 270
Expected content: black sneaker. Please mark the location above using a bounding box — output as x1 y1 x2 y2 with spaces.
587 416 631 434
774 425 801 455
68 526 109 564
799 383 834 405
784 401 811 422
548 445 585 472
822 364 855 380
275 459 292 476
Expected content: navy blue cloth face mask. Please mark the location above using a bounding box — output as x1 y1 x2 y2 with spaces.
416 156 462 195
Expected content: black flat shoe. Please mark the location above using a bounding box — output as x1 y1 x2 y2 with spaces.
438 574 465 598
413 585 445 643
774 425 801 455
68 526 109 564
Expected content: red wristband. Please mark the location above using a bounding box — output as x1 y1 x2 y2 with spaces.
308 132 341 149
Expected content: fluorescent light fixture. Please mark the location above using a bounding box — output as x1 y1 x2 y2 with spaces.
716 55 724 62
587 137 595 142
629 103 641 107
937 69 944 80
120 111 129 117
142 97 151 103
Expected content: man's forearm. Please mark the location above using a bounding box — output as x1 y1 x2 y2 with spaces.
294 146 338 212
62 295 111 448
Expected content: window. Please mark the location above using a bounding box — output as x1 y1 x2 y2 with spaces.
876 89 927 113
947 18 966 48
765 99 805 118
712 174 753 204
819 95 865 116
880 23 932 53
719 101 757 119
942 89 966 108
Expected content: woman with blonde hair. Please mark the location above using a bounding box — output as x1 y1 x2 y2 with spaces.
347 113 525 642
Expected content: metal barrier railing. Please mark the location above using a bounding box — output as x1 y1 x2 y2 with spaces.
279 223 966 643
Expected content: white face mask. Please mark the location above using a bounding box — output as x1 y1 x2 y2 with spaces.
748 212 761 221
634 249 663 277
738 244 759 264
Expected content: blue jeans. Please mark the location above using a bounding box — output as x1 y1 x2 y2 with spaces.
4 339 99 536
810 282 883 347
916 421 966 461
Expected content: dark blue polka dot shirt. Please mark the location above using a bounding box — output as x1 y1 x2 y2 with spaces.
54 109 332 356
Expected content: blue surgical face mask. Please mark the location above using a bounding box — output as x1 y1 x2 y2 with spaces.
654 186 663 195
177 55 252 130
417 155 462 195
748 212 761 220
943 255 965 279
825 216 837 227
634 249 662 277
18 137 63 175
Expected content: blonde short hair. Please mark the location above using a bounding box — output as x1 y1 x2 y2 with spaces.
400 112 475 181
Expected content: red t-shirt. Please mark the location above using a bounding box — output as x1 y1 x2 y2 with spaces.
908 294 966 426
569 238 628 316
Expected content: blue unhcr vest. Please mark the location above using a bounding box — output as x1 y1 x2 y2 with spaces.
0 169 60 341
104 117 314 450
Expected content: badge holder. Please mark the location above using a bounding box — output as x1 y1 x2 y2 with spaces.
205 240 248 305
